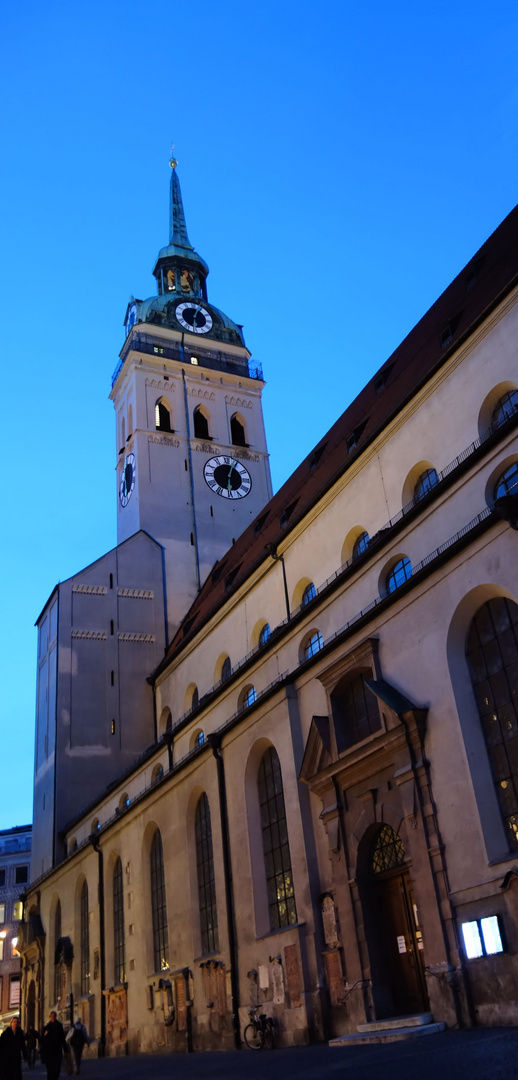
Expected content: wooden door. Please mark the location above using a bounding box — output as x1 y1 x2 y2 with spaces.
377 870 428 1015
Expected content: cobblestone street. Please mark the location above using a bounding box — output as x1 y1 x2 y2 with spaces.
25 1028 518 1080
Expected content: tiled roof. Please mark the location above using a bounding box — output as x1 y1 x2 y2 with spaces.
159 203 518 671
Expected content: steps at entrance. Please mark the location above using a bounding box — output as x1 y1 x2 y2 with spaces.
329 1013 446 1047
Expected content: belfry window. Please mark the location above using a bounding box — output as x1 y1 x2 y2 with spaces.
195 794 219 955
258 747 297 930
230 414 246 447
155 401 171 432
113 857 125 984
466 597 518 849
193 407 210 440
150 830 169 971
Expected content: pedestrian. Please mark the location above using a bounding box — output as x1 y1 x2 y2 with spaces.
25 1024 40 1069
0 1016 27 1080
66 1018 90 1075
40 1011 69 1080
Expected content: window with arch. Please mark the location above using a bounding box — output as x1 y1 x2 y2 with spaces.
53 900 61 1005
150 830 169 971
331 670 381 750
113 857 125 984
152 764 164 784
258 748 297 930
193 730 205 748
259 623 271 647
414 468 439 502
80 880 90 996
193 406 210 440
240 685 257 710
371 824 406 873
119 793 130 811
230 413 246 447
492 390 518 430
352 531 370 559
155 399 172 432
466 597 518 849
302 582 316 607
191 686 199 711
195 794 219 955
495 462 518 501
303 631 323 660
386 557 412 594
221 656 231 683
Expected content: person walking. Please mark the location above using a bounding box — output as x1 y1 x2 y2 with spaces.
0 1016 27 1080
67 1018 90 1076
25 1025 40 1069
40 1011 69 1080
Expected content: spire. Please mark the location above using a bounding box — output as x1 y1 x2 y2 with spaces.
169 155 192 251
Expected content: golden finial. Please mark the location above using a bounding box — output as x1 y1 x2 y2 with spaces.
169 142 178 169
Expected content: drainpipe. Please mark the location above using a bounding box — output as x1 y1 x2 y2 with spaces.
90 836 106 1056
208 734 241 1049
264 544 290 621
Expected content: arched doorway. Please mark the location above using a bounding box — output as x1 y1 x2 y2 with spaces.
359 824 429 1019
27 980 36 1029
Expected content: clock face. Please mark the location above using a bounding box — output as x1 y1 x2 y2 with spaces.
119 453 135 507
175 302 213 334
203 456 252 499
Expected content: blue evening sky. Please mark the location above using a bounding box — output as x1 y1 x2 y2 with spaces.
1 0 518 827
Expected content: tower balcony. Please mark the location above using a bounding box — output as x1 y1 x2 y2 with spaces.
112 332 263 388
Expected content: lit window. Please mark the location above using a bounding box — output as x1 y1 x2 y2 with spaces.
150 830 169 972
461 916 504 959
0 939 4 960
258 748 297 930
195 794 218 955
492 390 518 429
259 623 271 647
301 582 316 607
190 356 199 365
495 462 518 501
153 346 164 356
414 468 439 501
11 937 19 957
0 903 5 923
13 901 23 921
352 531 369 559
386 557 412 594
304 631 323 660
9 975 20 1008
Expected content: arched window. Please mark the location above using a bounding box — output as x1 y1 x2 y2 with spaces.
258 748 297 930
492 390 518 430
414 468 439 501
191 686 199 710
195 730 205 747
302 582 316 607
386 557 412 594
113 857 125 985
80 881 90 996
53 900 61 1005
152 764 164 784
193 406 210 440
230 414 246 447
352 531 370 559
221 656 231 683
371 824 406 873
331 671 381 750
259 623 271 647
303 631 323 660
150 830 168 971
240 685 257 710
495 462 518 500
466 597 518 849
155 400 171 432
195 794 219 955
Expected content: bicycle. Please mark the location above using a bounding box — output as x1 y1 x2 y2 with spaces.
243 1007 275 1050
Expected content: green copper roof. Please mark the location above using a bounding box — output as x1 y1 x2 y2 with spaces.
153 159 209 274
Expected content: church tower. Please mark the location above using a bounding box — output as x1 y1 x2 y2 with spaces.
110 158 272 637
